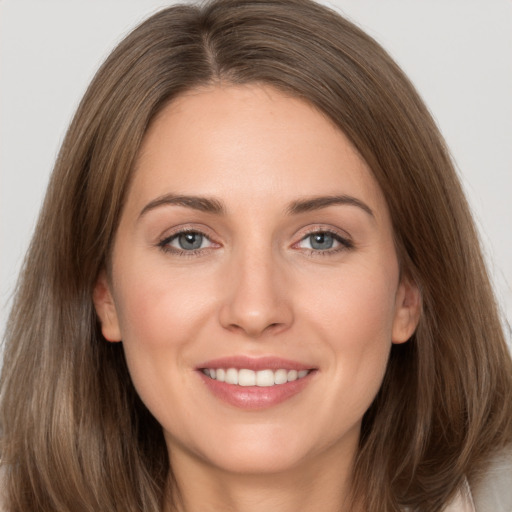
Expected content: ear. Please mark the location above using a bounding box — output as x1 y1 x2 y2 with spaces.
93 270 122 342
391 276 421 344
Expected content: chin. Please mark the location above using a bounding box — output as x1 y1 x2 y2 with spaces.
207 446 307 475
176 425 312 475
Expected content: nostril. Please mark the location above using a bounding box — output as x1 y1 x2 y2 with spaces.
218 291 294 337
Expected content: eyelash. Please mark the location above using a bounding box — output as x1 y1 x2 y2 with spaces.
295 228 354 256
157 229 217 257
157 228 354 256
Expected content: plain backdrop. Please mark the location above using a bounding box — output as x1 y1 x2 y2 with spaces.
1 0 511 342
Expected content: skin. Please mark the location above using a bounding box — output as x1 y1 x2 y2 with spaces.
94 84 420 512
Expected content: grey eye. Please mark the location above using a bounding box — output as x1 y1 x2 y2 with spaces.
309 233 335 250
158 230 216 254
177 232 204 250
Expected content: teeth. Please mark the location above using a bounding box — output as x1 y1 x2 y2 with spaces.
255 369 274 387
202 367 311 386
225 368 238 385
274 369 288 385
287 369 298 381
239 369 256 386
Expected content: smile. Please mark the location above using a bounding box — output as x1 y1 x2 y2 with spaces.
201 368 311 387
197 357 316 409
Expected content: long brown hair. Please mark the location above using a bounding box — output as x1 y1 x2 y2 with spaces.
1 0 511 510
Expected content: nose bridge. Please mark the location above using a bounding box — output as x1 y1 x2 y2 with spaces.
219 237 292 337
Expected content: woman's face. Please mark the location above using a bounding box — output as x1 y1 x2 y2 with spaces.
94 84 420 476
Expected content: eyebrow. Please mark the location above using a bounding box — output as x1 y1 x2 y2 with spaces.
138 193 374 219
286 195 374 217
139 194 225 218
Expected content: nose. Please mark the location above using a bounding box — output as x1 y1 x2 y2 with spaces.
218 247 294 338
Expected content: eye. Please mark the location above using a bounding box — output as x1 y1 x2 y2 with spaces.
302 232 336 250
296 230 353 253
158 230 215 253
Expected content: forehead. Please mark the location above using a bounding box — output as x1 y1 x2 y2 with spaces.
129 84 388 219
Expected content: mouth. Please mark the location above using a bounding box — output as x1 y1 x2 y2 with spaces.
196 356 317 409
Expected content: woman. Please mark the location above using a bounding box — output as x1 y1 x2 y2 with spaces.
1 0 511 510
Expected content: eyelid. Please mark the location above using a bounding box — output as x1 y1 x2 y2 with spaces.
292 226 354 252
155 223 353 256
156 223 217 242
156 225 221 255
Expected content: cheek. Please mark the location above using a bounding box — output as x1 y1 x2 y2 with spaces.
111 264 215 393
110 267 218 436
114 261 214 343
303 263 399 407
309 265 399 345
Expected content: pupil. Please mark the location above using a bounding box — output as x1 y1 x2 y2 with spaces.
179 233 202 250
310 233 333 250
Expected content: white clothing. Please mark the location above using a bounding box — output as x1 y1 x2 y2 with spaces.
445 449 512 511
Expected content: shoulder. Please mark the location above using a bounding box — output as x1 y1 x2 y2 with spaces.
412 449 512 512
469 447 512 512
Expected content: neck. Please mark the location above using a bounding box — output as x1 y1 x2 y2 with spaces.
164 439 358 512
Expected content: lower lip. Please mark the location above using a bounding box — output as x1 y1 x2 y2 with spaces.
198 371 315 410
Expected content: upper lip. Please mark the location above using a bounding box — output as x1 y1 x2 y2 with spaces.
197 356 315 372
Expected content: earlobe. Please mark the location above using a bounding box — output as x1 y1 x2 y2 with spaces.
391 277 421 344
93 270 122 342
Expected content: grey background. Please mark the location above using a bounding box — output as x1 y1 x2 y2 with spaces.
1 0 511 342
